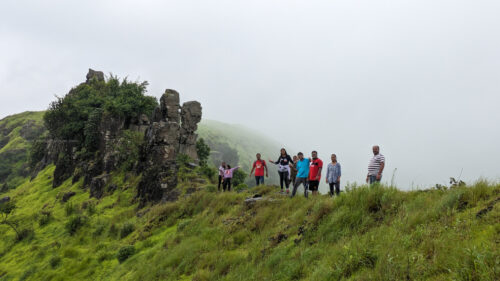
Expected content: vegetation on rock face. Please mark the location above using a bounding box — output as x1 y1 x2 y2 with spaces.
43 76 157 146
0 161 498 280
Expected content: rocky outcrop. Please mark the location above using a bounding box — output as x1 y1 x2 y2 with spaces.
137 89 202 204
31 69 202 204
90 174 110 199
86 69 104 83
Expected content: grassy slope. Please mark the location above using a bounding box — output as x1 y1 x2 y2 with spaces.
0 111 45 188
0 164 498 280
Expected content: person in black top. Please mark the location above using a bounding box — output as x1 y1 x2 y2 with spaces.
269 148 294 194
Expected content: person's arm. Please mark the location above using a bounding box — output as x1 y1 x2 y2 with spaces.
337 164 341 182
377 162 385 180
325 165 330 183
264 162 269 177
249 166 255 177
288 155 294 164
316 167 322 180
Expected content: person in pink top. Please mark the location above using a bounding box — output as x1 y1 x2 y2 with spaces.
223 164 240 191
218 161 226 191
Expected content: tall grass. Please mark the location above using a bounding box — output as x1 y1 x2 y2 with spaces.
0 166 498 280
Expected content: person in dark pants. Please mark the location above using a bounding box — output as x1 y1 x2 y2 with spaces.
291 152 310 198
223 165 240 191
249 153 268 186
308 151 323 196
269 148 294 194
218 162 226 191
326 154 341 196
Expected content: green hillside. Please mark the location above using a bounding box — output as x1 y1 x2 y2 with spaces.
0 111 45 189
0 163 498 280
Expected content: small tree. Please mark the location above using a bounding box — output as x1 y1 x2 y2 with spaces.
0 201 20 238
233 169 247 186
196 138 210 166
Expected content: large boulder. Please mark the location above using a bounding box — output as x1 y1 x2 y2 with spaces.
86 69 105 83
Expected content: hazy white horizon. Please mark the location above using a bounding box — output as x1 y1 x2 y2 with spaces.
1 0 499 189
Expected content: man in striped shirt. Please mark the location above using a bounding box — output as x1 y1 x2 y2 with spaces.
366 145 385 184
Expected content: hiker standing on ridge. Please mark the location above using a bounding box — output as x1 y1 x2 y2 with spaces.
269 148 294 194
326 154 341 196
249 153 268 186
366 145 385 184
218 161 226 191
308 151 323 196
291 152 310 198
223 164 240 191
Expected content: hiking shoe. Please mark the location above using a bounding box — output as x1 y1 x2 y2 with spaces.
286 189 290 194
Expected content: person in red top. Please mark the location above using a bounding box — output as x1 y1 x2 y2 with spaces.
249 153 268 186
308 150 323 196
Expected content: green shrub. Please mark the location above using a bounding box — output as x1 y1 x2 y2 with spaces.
205 184 217 193
65 202 76 216
38 210 51 226
117 245 135 263
120 222 135 239
232 169 247 186
234 183 248 192
66 215 86 235
16 227 35 241
49 256 61 268
196 138 210 166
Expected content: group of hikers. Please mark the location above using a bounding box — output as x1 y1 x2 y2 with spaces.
217 145 385 197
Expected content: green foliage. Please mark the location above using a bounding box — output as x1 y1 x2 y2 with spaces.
65 202 76 216
120 222 135 239
204 184 217 193
65 215 86 235
83 108 103 153
116 130 144 171
38 210 51 227
43 76 157 148
28 138 47 169
117 245 135 263
195 138 210 166
0 164 498 280
234 183 248 192
176 154 192 167
49 256 61 268
198 165 217 182
232 168 247 186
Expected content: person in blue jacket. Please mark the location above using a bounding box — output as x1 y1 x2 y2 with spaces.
290 152 310 198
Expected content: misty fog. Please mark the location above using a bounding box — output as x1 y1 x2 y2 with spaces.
1 0 499 189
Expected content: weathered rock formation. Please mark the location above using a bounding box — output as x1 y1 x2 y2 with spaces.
33 69 202 204
137 89 202 204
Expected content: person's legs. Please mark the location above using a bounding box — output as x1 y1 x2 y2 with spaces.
309 180 319 196
222 179 227 191
256 176 264 186
304 180 309 198
284 171 290 190
369 175 380 185
218 175 222 191
329 182 334 197
291 177 303 197
335 182 340 196
227 179 232 191
278 171 285 190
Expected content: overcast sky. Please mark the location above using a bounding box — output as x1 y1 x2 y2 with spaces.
1 0 499 189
